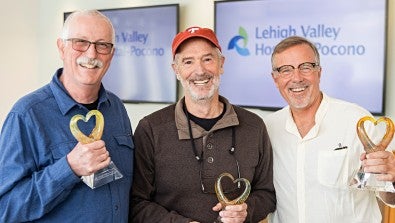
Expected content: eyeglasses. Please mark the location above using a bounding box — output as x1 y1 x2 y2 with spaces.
199 155 242 194
273 62 319 78
64 38 114 55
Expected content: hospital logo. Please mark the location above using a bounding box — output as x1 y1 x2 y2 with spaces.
228 27 250 56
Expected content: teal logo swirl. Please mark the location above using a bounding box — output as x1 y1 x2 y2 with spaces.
228 27 250 56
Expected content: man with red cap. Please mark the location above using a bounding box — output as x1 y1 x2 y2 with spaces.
130 26 276 223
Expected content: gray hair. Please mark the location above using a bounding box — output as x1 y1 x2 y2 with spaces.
271 36 320 70
61 10 115 43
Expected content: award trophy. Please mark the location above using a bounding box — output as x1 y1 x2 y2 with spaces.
349 116 395 192
214 173 251 222
69 110 123 189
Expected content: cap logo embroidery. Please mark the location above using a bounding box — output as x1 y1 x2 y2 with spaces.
187 27 200 33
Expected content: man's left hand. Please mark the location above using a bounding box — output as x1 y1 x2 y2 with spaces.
212 202 248 223
362 150 395 182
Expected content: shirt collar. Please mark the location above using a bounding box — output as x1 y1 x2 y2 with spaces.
175 96 239 140
49 68 111 116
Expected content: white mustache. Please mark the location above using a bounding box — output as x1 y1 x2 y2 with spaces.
77 57 103 68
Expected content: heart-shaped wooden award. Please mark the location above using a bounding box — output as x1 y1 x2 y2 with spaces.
356 116 394 154
70 110 104 144
215 172 251 207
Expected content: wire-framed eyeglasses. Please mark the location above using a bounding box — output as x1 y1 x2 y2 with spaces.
199 154 242 194
64 38 114 55
273 62 319 79
183 104 243 194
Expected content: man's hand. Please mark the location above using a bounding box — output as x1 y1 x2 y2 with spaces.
66 140 111 176
212 202 248 223
361 150 395 182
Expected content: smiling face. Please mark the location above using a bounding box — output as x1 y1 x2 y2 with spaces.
57 11 114 96
271 43 322 111
172 38 224 103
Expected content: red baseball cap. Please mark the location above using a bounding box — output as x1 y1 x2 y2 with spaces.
172 26 222 58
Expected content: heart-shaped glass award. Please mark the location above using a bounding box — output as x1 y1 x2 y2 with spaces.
350 116 395 192
214 173 251 222
70 110 123 189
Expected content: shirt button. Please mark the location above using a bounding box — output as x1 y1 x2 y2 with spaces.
207 157 214 163
207 143 213 150
114 205 119 210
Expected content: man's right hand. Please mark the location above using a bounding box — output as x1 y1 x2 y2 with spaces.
66 140 111 176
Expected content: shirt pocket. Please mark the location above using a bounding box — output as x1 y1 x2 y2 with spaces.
112 134 134 177
317 149 349 188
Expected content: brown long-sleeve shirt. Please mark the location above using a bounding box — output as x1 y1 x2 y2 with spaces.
130 96 276 223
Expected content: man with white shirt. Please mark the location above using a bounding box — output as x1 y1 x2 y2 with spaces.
264 35 395 223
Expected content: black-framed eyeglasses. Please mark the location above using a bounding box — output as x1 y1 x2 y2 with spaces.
64 38 114 55
273 62 319 78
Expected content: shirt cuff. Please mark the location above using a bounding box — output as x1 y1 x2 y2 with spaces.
50 156 81 189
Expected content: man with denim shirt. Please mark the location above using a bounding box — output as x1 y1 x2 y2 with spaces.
0 10 134 222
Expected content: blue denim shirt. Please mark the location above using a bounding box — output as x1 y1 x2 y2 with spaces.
0 68 134 222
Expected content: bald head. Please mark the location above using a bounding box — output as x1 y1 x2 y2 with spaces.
61 10 115 43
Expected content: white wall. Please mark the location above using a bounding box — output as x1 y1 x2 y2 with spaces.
0 1 40 125
0 0 394 131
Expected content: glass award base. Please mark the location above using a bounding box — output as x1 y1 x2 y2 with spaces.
350 169 395 192
81 161 123 189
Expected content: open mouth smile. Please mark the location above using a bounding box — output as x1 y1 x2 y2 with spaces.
190 76 212 86
80 63 98 69
289 86 307 93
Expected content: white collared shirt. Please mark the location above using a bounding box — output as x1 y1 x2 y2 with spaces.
264 94 381 223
